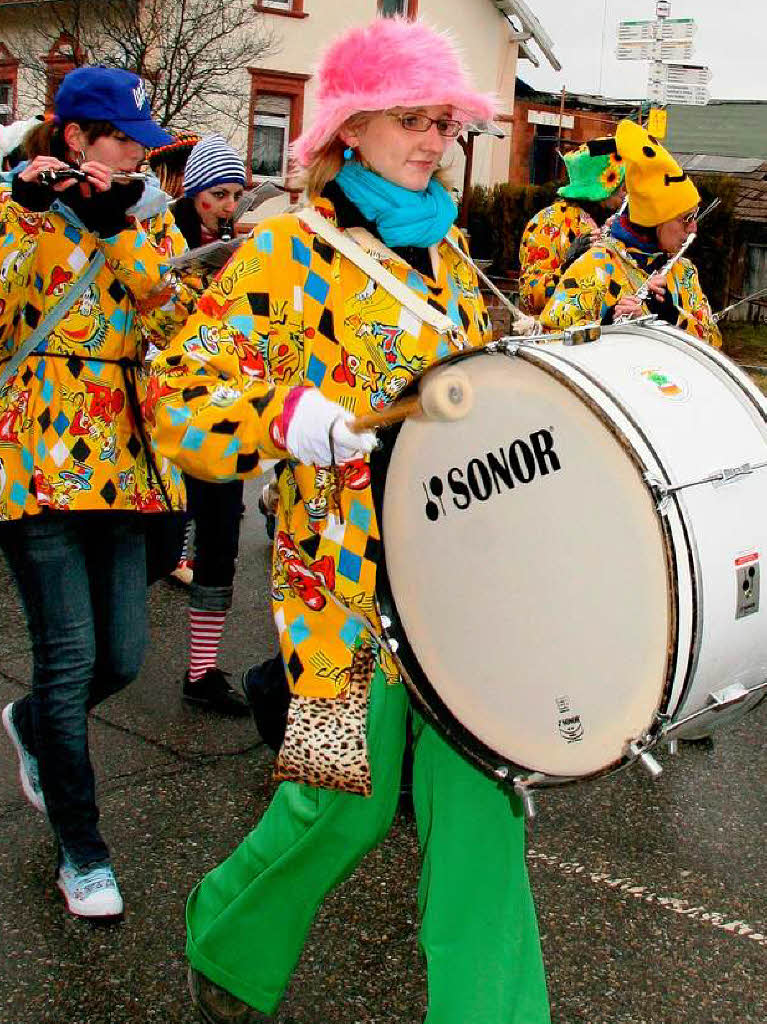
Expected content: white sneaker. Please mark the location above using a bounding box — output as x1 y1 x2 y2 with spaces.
2 702 46 815
56 860 124 919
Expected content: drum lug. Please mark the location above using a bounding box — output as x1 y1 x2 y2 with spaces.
667 738 679 755
488 337 521 357
644 472 671 514
627 739 664 779
563 323 602 346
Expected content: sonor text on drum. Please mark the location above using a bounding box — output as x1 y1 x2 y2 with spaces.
422 428 561 521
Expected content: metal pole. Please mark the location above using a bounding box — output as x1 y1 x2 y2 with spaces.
557 86 566 153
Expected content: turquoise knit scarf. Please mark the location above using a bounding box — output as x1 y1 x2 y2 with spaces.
334 160 457 248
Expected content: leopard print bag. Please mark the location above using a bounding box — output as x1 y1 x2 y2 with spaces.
273 644 376 796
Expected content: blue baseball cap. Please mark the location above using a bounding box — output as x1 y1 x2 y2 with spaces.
55 67 174 149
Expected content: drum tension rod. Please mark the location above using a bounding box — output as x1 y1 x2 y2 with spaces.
646 462 767 510
509 773 543 820
628 740 664 780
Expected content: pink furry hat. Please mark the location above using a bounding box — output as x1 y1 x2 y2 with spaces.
292 18 497 167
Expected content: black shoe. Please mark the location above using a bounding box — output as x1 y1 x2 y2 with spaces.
188 966 272 1023
241 656 291 751
183 669 250 717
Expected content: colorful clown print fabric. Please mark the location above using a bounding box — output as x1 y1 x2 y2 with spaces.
518 201 597 316
539 235 722 347
149 197 491 702
0 188 194 521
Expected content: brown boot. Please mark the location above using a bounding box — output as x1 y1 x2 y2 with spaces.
188 966 273 1023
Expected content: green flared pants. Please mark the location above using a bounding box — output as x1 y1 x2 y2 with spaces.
186 670 550 1023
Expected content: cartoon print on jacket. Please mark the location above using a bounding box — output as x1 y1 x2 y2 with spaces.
0 383 30 445
47 284 108 355
0 179 195 520
519 201 598 316
273 530 336 612
149 198 491 704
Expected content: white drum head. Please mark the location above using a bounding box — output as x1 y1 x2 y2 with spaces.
381 352 672 777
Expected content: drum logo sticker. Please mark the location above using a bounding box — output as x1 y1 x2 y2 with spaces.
735 551 760 619
634 367 690 401
555 695 584 744
421 427 561 521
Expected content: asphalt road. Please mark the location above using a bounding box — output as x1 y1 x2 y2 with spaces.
1 480 765 1024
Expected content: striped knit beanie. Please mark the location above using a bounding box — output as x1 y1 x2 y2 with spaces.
183 135 246 197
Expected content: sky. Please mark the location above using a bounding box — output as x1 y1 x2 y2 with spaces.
519 0 767 101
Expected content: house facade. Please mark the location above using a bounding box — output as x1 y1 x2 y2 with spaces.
239 0 550 193
0 0 559 197
510 78 640 187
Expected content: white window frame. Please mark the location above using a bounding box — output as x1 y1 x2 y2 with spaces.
252 110 290 182
0 82 13 126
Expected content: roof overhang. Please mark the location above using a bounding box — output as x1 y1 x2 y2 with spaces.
494 0 561 72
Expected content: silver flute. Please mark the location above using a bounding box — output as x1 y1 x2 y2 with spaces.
633 231 697 304
630 197 721 305
38 168 147 186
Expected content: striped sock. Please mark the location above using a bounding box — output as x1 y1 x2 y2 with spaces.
188 609 227 682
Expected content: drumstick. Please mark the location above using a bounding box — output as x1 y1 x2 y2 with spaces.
349 368 474 433
349 397 421 433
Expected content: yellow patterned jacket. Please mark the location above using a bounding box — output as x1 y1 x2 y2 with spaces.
0 184 195 520
518 200 597 315
539 233 722 348
150 195 490 701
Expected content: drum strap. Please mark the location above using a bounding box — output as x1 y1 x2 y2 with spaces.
297 206 469 350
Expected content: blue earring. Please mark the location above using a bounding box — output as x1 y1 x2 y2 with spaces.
343 147 354 161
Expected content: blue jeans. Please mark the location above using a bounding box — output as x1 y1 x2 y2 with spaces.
0 514 148 868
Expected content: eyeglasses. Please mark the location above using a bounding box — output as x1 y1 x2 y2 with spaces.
681 208 700 226
388 112 463 138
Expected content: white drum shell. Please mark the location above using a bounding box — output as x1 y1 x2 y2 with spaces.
554 323 767 735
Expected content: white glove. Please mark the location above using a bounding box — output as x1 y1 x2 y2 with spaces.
285 388 376 466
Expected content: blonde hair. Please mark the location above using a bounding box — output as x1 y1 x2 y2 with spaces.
290 111 452 198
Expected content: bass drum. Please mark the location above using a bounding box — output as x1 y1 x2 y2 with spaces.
373 322 767 785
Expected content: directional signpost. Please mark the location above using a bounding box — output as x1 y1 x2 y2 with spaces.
617 2 711 110
618 17 696 44
647 61 712 105
617 40 696 62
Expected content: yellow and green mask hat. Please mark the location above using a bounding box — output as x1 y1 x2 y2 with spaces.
557 137 625 202
615 119 700 227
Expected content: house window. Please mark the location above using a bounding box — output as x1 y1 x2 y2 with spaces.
377 0 418 15
247 70 309 185
254 0 307 16
0 80 12 125
0 41 19 126
44 34 84 112
252 97 291 180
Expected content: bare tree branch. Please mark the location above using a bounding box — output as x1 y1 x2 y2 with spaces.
14 0 276 132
